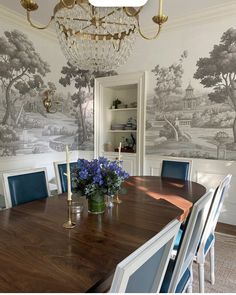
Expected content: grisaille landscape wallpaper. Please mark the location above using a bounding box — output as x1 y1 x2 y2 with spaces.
145 27 236 160
0 27 95 157
1 11 236 161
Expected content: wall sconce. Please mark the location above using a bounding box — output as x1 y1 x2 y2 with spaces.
43 90 57 113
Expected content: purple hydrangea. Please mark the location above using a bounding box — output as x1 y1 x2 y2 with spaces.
72 157 129 198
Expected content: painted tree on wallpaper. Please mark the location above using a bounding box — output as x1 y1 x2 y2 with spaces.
0 30 50 156
146 28 236 160
194 28 236 148
0 29 89 156
151 51 188 142
0 30 50 125
59 63 116 148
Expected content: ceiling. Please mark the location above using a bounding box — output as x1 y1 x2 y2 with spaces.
0 0 235 26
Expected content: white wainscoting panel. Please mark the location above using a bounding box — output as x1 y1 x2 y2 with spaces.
0 151 94 208
145 155 236 225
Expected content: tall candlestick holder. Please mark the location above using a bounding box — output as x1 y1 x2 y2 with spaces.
113 192 122 204
114 151 123 204
63 199 76 229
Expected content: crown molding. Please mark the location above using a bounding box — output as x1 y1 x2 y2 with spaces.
0 4 57 42
0 1 236 41
143 1 236 35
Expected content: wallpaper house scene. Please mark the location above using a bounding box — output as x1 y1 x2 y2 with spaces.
0 0 236 293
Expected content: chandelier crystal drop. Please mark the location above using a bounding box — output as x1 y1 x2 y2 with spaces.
54 4 137 71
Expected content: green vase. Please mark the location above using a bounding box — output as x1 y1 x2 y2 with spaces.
88 194 105 214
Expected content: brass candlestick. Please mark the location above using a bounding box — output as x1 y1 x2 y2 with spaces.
63 200 76 229
113 192 122 204
114 149 123 204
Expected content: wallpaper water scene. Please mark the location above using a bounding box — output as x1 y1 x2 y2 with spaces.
146 27 236 160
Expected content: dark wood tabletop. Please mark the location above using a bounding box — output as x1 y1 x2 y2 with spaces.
0 176 206 292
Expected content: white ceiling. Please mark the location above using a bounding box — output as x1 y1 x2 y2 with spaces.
0 0 235 26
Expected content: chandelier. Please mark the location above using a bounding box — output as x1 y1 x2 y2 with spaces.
20 0 168 71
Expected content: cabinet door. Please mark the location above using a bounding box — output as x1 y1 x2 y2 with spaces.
104 153 136 176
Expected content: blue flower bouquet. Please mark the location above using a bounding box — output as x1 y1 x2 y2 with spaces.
72 157 129 213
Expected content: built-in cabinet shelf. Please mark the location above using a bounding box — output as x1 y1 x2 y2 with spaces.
94 72 147 176
107 108 137 112
107 130 137 133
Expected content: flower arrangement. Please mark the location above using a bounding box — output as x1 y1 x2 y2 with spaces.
72 157 129 198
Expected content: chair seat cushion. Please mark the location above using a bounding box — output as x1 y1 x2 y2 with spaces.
174 229 215 256
174 228 183 251
58 162 78 193
160 259 190 293
204 233 214 254
161 160 190 181
8 171 49 207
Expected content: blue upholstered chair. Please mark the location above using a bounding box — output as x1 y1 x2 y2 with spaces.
161 160 191 181
53 161 78 194
2 168 50 209
160 189 214 293
195 174 232 293
110 219 181 293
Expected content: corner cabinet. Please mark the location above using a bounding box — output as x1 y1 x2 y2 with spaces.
94 71 147 176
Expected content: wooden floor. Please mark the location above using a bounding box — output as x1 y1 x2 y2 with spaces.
216 222 236 236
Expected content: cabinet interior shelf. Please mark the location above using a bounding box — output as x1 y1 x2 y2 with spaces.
107 130 137 133
108 108 137 112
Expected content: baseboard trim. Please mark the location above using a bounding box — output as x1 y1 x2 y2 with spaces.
216 222 236 236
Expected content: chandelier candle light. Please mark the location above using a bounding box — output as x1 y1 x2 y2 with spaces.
20 0 168 71
63 145 76 229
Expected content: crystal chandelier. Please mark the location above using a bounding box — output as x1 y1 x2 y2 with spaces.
20 0 168 71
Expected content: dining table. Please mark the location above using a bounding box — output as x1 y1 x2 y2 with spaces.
0 176 206 292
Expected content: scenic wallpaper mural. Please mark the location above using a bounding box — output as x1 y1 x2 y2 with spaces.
1 12 236 162
0 29 96 157
146 27 236 160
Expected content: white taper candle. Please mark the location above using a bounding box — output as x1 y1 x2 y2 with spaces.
66 145 72 201
159 0 163 15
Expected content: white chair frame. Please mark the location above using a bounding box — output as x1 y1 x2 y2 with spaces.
2 167 50 209
161 158 193 181
168 189 214 293
110 219 181 293
53 160 77 194
195 174 232 293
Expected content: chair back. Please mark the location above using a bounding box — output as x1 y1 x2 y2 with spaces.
110 219 181 293
161 160 191 181
2 168 49 209
199 174 232 253
168 189 214 292
54 161 78 194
